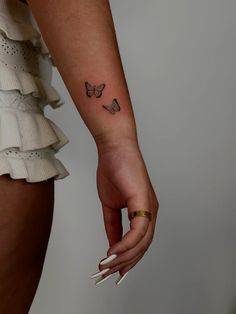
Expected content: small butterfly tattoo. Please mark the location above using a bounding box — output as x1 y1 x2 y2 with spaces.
102 98 121 114
85 81 106 98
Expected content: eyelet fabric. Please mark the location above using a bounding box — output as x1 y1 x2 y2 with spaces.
0 0 70 182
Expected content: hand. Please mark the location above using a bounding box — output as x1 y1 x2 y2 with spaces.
94 139 159 284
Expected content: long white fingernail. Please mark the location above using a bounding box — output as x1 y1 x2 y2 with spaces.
115 271 129 285
99 254 117 265
90 268 110 279
95 274 113 285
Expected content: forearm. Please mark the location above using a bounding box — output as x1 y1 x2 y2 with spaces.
27 0 138 150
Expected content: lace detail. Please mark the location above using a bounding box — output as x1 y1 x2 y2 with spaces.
0 146 70 182
0 32 40 75
0 146 54 159
0 0 70 182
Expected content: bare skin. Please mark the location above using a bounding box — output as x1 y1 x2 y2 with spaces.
0 174 54 313
25 0 160 281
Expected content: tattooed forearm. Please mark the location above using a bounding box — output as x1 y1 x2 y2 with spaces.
85 81 106 98
102 98 120 114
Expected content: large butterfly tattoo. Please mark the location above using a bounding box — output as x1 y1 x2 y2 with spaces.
102 98 121 114
85 81 106 98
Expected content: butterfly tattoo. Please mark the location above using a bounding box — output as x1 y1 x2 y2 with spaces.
85 81 106 98
102 98 121 114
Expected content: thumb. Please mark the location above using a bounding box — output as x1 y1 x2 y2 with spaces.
101 204 123 247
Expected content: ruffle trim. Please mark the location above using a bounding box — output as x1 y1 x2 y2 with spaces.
0 12 54 65
0 2 69 182
0 12 40 41
0 152 70 182
0 62 64 109
0 108 69 152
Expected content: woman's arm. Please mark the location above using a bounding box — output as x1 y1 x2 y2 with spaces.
27 0 137 150
27 0 159 282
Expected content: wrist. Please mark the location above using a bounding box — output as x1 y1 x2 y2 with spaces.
94 128 139 156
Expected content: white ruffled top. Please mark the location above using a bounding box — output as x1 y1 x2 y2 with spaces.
0 0 70 182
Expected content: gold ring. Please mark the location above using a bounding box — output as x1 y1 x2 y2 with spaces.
128 210 152 221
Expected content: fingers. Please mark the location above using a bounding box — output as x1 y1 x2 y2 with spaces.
109 215 149 254
105 194 151 256
117 219 155 276
98 250 145 281
98 218 154 277
97 193 159 283
118 251 146 276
